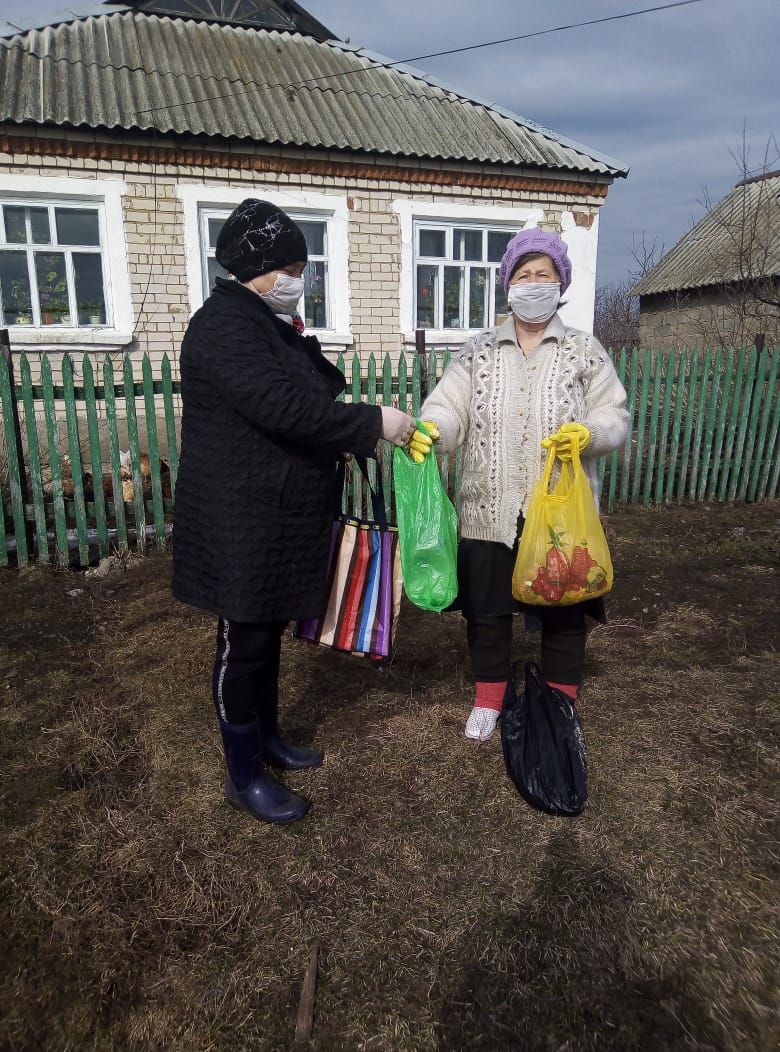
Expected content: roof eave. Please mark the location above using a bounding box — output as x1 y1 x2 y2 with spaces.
0 116 619 178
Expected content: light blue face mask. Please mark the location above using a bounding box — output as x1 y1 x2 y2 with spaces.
507 282 561 323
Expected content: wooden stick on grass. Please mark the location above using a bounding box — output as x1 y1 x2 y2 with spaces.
295 944 319 1044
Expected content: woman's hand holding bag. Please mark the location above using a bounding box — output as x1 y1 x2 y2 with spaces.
541 422 591 461
512 438 613 606
393 421 458 612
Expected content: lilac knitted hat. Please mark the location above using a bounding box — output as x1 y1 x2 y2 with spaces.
499 228 572 294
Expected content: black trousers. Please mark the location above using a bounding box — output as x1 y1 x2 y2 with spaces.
212 618 288 724
467 605 587 685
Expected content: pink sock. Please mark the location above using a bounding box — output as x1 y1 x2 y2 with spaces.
546 680 579 702
475 680 507 713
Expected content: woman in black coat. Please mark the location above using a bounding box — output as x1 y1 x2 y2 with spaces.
173 200 415 825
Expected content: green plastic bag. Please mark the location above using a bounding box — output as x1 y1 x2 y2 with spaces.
393 422 459 612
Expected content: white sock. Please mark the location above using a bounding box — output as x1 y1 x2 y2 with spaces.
465 706 500 742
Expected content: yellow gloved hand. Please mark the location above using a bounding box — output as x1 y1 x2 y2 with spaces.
541 422 591 461
408 420 441 464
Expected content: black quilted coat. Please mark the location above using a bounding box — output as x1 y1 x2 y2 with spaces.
172 278 382 622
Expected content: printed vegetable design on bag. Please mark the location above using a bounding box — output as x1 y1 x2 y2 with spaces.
512 444 614 606
529 527 608 603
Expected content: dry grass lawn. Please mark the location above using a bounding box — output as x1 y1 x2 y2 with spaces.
1 502 778 1051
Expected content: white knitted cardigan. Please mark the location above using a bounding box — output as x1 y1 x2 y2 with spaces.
420 314 630 548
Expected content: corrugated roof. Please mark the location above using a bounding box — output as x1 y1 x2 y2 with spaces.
0 11 628 175
633 173 780 296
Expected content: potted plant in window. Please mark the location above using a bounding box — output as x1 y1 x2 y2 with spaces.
5 278 32 324
85 301 106 326
39 269 71 325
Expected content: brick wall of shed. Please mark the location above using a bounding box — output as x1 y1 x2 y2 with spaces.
638 287 780 350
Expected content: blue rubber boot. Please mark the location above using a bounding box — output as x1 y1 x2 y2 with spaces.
218 719 310 825
257 686 324 772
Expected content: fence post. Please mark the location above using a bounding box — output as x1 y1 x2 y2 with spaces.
0 329 34 557
415 328 429 401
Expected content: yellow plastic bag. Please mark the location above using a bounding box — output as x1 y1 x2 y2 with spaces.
512 445 613 606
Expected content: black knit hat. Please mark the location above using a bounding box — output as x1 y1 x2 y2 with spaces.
215 199 308 281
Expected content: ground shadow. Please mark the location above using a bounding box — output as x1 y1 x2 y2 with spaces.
436 828 720 1051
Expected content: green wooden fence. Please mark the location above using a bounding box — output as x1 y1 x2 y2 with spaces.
1 346 778 568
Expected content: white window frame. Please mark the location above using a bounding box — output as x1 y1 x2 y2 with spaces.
178 185 352 349
0 175 133 347
414 223 520 332
394 200 547 344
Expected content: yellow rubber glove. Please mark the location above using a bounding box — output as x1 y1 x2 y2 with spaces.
541 422 591 461
408 420 440 464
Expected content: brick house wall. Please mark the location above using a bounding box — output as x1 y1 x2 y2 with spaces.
0 126 608 386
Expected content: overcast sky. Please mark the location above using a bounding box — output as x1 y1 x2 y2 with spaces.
2 0 778 285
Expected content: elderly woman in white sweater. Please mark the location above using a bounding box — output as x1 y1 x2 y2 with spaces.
413 229 630 741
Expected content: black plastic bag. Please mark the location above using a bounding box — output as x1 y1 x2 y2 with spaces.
501 661 588 817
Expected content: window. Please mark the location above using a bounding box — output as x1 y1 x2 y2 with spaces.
414 223 514 331
0 202 109 328
200 208 331 329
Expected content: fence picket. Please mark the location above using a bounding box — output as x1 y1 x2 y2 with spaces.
41 356 68 566
412 354 422 417
607 349 627 512
759 378 780 500
621 349 639 505
697 347 723 501
643 351 664 505
398 352 408 414
736 349 767 501
707 348 735 500
82 356 109 559
123 356 146 551
654 350 677 504
688 348 712 500
728 348 757 502
665 351 689 502
62 355 90 566
718 349 747 501
631 349 652 504
0 352 28 565
161 354 179 500
19 354 49 562
142 354 166 551
747 349 779 502
676 349 699 502
103 356 128 553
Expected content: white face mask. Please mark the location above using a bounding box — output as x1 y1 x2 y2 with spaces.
254 272 305 314
507 282 561 324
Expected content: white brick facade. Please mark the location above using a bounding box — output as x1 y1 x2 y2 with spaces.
0 128 608 379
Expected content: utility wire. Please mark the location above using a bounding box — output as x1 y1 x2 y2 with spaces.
398 0 709 64
0 0 713 118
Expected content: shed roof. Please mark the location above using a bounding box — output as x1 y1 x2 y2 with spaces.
633 172 780 296
0 11 628 176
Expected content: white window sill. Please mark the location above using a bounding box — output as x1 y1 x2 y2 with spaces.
402 329 479 347
4 328 134 348
308 331 353 352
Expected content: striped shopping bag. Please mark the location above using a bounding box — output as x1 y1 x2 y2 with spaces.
294 459 402 658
